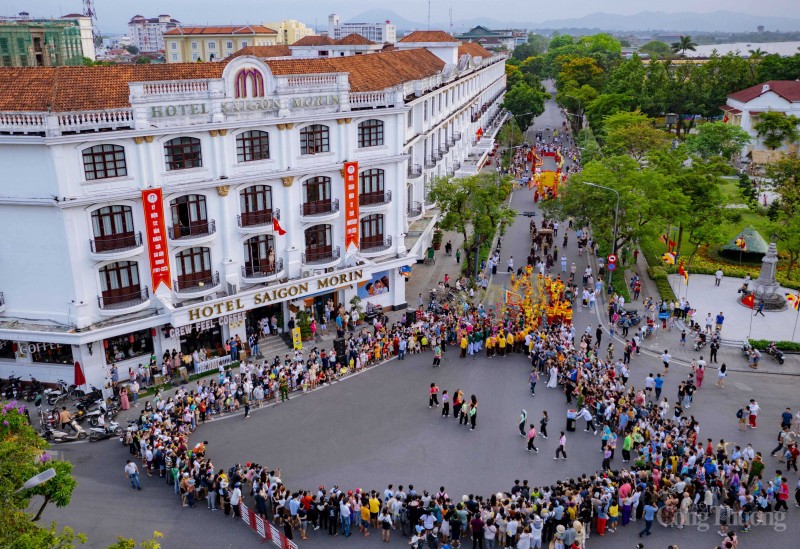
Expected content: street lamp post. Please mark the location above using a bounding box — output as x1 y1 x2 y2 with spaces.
15 468 56 494
582 181 620 257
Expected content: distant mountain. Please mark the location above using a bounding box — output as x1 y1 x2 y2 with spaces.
345 9 800 35
533 11 800 33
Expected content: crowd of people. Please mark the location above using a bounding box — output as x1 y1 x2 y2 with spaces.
117 121 775 549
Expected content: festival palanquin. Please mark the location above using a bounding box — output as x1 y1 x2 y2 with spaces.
530 149 567 202
503 268 573 333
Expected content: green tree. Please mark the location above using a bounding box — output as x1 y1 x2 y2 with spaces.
123 45 139 55
671 35 697 57
754 111 800 150
766 155 800 277
556 56 604 91
757 53 800 81
135 56 151 64
498 119 525 163
685 121 751 160
428 174 516 271
107 532 164 549
602 111 671 161
518 56 545 86
693 53 756 119
502 83 547 130
0 405 84 548
639 41 672 59
505 64 523 88
543 155 688 256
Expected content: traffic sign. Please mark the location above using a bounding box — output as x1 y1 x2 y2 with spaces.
607 254 617 263
607 263 616 271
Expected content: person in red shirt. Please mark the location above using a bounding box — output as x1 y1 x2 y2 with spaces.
787 443 799 473
775 477 790 511
429 383 440 408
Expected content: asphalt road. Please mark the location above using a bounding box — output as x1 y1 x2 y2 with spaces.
38 84 800 549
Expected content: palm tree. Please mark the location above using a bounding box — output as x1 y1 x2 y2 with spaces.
748 48 767 60
670 35 697 57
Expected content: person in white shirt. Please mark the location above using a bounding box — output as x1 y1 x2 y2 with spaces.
715 269 723 286
124 460 141 490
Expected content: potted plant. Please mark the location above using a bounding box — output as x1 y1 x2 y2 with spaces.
350 296 365 325
295 310 313 341
432 229 443 251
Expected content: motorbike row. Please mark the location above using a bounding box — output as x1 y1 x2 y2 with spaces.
1 373 125 444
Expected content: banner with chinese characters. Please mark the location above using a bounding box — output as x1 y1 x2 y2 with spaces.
141 189 172 292
343 161 359 252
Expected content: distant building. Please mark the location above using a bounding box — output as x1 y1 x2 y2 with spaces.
289 33 382 58
454 26 525 51
0 13 94 66
128 14 181 53
164 25 279 62
723 80 800 158
328 14 396 44
263 19 314 45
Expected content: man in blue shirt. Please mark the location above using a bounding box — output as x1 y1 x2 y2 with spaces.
639 503 658 537
782 408 793 429
654 374 664 400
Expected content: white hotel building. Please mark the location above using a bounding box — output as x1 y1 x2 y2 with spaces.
0 31 506 387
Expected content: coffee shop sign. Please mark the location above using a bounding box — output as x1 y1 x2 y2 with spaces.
179 269 364 324
150 95 340 119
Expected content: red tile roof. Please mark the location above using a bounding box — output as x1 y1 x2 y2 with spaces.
458 42 492 58
399 31 458 43
336 33 376 46
728 80 800 103
0 48 446 111
225 45 291 60
164 25 276 36
291 35 335 46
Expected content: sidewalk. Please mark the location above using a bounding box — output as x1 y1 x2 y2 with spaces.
610 256 800 375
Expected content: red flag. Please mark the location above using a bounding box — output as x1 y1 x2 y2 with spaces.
742 294 755 309
273 216 286 236
74 361 86 387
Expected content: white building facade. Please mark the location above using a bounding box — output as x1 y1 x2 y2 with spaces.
723 80 800 156
128 14 180 53
327 14 396 44
0 37 505 388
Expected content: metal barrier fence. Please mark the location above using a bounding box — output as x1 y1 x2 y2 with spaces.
239 501 298 548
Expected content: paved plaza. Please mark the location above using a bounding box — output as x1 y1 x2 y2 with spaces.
38 89 800 549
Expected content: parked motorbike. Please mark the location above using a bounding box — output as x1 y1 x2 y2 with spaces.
47 420 87 443
88 418 123 442
2 373 21 399
24 376 45 402
616 310 642 327
765 342 785 365
44 379 70 406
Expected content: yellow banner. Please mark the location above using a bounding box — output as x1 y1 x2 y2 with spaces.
291 327 303 350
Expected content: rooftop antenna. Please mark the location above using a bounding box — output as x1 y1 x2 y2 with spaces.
449 7 453 34
82 0 99 40
427 0 431 30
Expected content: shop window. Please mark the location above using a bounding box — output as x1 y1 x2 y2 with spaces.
0 339 16 359
27 342 74 364
103 328 154 364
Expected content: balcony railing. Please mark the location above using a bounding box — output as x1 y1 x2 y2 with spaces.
359 190 392 207
168 220 216 240
424 158 436 169
448 137 456 147
361 235 392 253
173 272 220 293
433 149 443 160
407 201 422 218
97 287 148 310
453 160 462 171
407 164 422 178
300 199 339 217
238 208 280 228
241 258 284 279
302 246 340 265
454 131 462 141
90 232 142 253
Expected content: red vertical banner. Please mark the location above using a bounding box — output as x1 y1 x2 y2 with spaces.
141 188 172 291
344 161 359 252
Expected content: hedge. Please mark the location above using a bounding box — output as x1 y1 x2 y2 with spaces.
647 265 678 303
748 339 800 352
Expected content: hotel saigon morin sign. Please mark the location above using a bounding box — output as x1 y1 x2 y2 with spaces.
147 64 341 120
172 268 367 327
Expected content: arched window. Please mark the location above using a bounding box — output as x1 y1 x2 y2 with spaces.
299 124 330 155
169 194 210 239
302 177 332 215
175 247 213 290
360 214 384 249
236 130 270 162
98 261 141 306
243 234 277 276
239 185 273 226
91 205 137 252
82 144 127 180
357 119 384 148
304 224 332 262
359 169 385 205
164 137 202 171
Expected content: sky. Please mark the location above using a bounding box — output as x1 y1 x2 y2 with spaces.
4 0 799 34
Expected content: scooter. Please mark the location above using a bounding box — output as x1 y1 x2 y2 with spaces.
47 420 88 443
24 376 45 402
88 418 123 442
2 373 21 399
765 343 785 365
44 379 70 406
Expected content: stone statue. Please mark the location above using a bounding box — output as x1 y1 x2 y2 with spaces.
747 241 787 311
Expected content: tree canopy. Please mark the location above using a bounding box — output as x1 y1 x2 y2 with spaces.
753 112 800 150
